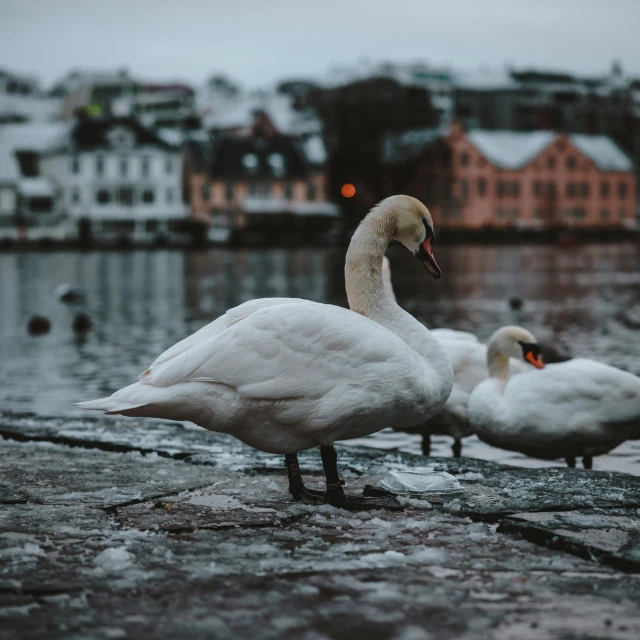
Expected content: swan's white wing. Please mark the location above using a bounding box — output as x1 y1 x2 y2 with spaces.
437 339 488 392
142 301 428 407
142 297 302 376
503 359 640 430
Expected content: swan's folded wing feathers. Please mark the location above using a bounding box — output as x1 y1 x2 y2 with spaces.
504 358 640 428
142 301 417 403
141 297 302 377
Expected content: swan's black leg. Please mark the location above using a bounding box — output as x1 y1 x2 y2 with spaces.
421 434 431 456
565 456 576 468
583 456 593 470
285 453 325 503
320 445 402 511
451 438 462 458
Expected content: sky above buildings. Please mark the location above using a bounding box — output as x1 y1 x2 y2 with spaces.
2 0 639 88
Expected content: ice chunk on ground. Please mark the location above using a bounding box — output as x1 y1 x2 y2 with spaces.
93 546 133 572
375 471 464 497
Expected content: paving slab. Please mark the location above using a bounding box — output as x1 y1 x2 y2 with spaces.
2 414 640 639
498 509 640 572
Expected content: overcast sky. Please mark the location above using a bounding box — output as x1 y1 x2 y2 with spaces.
2 0 638 88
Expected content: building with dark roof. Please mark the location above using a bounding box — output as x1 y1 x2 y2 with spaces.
189 111 337 242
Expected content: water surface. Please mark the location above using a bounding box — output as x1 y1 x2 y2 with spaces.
1 243 639 474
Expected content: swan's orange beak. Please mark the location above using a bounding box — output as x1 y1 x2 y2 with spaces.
525 351 545 369
418 237 441 279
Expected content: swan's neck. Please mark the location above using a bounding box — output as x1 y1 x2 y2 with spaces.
487 343 511 381
344 209 443 369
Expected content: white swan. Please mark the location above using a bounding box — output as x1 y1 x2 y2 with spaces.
381 257 525 456
468 325 640 468
78 195 454 510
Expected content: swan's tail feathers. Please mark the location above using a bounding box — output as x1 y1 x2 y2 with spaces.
76 382 155 417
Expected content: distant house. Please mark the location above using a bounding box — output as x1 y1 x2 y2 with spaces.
188 112 338 243
39 116 189 243
0 69 61 124
383 122 636 230
0 123 68 240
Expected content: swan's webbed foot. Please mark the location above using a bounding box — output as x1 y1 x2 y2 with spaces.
320 445 403 511
285 454 325 503
451 438 462 458
583 456 593 470
565 456 576 468
326 485 403 511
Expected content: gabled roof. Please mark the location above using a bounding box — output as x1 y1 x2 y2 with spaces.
210 134 308 179
466 130 556 169
466 129 633 171
58 117 176 152
569 134 633 171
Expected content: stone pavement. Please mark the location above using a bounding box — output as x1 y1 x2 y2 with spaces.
1 412 640 640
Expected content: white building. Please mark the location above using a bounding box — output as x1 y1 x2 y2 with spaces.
39 116 189 243
0 68 61 124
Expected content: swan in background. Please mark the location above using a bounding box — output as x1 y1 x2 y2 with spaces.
78 195 454 510
469 326 640 469
382 256 525 456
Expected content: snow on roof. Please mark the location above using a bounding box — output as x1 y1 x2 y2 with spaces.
453 68 515 91
381 127 443 164
198 87 321 136
466 130 556 169
156 128 185 147
300 135 327 165
0 122 69 183
0 94 61 122
17 177 55 197
569 134 633 171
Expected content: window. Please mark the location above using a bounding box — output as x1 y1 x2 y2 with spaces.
165 158 174 174
145 220 158 232
533 181 542 196
267 153 285 177
284 181 293 200
510 181 519 197
566 182 576 198
600 209 609 220
618 182 628 199
459 152 469 167
29 197 53 213
263 182 271 196
142 189 155 204
566 156 576 170
96 189 110 205
547 156 556 170
96 156 104 177
201 184 210 201
242 153 259 173
225 182 234 201
497 181 505 198
71 156 80 175
71 189 80 204
619 208 627 220
600 181 610 198
307 182 316 201
120 157 128 177
459 179 469 199
141 156 150 178
118 187 134 206
477 177 486 196
166 188 174 203
547 182 557 197
573 207 586 219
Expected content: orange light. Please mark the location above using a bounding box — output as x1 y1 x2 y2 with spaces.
341 183 356 198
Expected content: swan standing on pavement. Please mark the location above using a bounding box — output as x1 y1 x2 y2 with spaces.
78 195 454 510
469 325 640 468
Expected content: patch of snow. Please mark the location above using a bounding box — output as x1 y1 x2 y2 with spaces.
93 546 133 572
467 130 556 169
570 134 632 171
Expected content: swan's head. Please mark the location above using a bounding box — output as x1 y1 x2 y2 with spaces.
386 195 441 279
488 325 545 369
